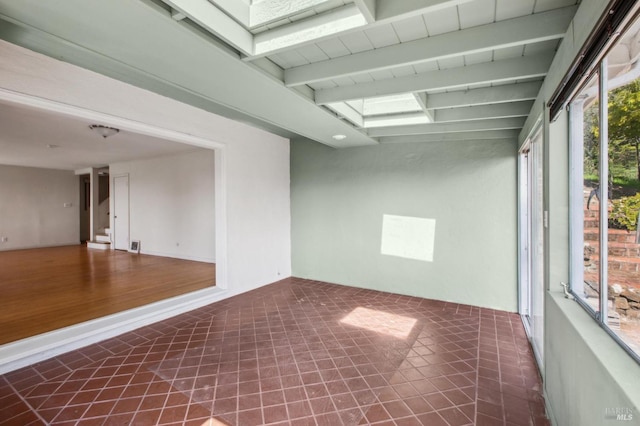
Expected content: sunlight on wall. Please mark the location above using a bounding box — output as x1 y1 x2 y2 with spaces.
381 214 436 262
340 306 417 339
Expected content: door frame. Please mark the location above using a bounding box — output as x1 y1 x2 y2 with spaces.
518 145 532 320
518 119 545 371
0 87 229 374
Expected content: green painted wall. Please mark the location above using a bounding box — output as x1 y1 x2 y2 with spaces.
291 137 518 311
545 293 640 426
524 0 640 423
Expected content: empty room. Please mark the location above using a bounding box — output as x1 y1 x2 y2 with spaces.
0 0 639 425
0 101 218 344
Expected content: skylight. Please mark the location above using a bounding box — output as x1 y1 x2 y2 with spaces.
165 0 367 57
362 93 423 116
364 113 432 128
253 4 366 55
329 93 432 129
250 0 337 28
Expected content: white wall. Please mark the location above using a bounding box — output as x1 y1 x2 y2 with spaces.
0 164 79 251
110 149 216 262
0 40 291 293
0 40 291 372
291 137 518 312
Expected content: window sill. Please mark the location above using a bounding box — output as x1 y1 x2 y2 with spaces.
548 291 640 406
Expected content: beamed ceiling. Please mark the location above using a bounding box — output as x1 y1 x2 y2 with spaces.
0 0 580 148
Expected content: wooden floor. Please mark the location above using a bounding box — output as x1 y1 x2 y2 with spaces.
0 245 215 345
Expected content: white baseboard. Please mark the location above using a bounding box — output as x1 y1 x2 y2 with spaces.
139 249 215 263
0 242 80 252
0 286 228 374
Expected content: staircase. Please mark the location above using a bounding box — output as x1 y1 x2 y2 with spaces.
87 228 111 250
583 206 640 289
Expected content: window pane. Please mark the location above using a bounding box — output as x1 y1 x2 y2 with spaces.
519 126 545 368
604 20 640 354
574 73 602 314
531 130 545 364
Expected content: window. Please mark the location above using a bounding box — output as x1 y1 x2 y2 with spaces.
569 11 640 362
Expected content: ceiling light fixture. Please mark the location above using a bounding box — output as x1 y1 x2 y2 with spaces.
332 134 347 140
46 144 59 149
89 124 120 139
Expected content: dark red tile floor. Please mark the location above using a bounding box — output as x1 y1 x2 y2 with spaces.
0 278 549 425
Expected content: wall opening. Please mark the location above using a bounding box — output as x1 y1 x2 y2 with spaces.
0 88 228 372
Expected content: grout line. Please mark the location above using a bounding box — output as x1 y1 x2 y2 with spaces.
1 278 548 424
5 378 49 425
473 309 483 425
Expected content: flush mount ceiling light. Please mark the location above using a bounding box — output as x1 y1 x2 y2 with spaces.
89 124 119 139
332 134 347 140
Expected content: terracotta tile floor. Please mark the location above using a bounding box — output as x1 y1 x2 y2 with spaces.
0 278 549 425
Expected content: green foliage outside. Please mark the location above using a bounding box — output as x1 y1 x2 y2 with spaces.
584 80 640 229
587 80 640 183
608 80 640 182
583 100 599 178
610 193 640 231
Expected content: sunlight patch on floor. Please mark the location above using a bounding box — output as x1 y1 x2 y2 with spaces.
200 418 229 426
340 306 417 339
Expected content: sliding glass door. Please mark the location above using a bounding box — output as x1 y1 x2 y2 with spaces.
519 124 545 370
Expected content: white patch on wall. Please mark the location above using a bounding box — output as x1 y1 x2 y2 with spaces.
381 214 436 262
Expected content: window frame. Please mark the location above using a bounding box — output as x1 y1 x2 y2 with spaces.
568 67 602 321
567 8 640 365
518 119 545 371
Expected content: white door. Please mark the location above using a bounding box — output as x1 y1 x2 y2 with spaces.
113 175 130 251
519 125 545 371
518 149 531 318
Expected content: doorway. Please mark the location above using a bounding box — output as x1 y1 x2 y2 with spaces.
0 81 228 373
79 175 90 242
519 123 545 370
